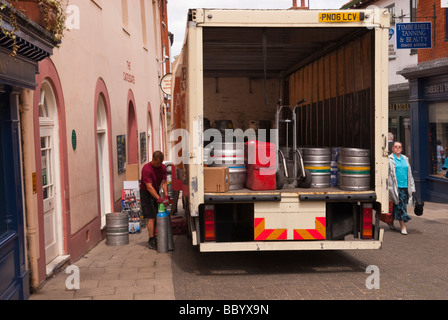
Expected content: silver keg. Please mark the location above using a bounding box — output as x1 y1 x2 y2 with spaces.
165 162 174 202
338 148 371 191
302 147 331 188
210 142 246 190
106 213 129 246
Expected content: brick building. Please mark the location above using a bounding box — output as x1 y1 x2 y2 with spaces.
398 0 448 203
345 0 448 203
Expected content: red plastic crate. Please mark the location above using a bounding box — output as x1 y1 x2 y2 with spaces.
245 164 276 190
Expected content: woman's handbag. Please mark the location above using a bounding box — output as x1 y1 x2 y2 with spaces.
413 193 424 216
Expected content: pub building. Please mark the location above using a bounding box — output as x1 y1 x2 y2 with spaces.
0 1 58 300
399 57 448 204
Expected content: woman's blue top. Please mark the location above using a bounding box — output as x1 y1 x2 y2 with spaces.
394 154 408 188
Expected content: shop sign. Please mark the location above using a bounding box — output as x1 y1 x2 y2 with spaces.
396 22 432 49
389 103 410 111
123 61 135 84
389 28 396 59
160 73 172 96
425 82 448 95
0 50 37 89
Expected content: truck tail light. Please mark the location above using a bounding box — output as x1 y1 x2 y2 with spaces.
204 205 215 241
361 203 373 239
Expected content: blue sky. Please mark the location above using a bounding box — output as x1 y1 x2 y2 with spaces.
168 0 350 57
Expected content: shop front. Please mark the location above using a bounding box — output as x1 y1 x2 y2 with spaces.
400 60 448 203
389 84 412 160
0 3 57 299
0 50 34 300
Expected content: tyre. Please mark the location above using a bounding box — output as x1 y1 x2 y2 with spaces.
297 169 312 188
276 169 285 190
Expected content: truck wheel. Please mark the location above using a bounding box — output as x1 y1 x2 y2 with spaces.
297 169 312 188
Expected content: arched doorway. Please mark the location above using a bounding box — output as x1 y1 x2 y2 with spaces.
38 80 63 265
127 91 138 165
96 93 112 228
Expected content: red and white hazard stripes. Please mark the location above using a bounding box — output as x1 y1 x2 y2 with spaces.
254 217 326 241
294 217 326 240
254 218 287 240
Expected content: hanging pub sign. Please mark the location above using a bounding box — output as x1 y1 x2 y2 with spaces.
160 73 172 96
396 22 432 49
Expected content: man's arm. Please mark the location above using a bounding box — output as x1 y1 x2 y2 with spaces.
145 182 160 201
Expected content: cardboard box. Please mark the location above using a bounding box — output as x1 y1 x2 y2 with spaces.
204 167 230 193
126 164 140 181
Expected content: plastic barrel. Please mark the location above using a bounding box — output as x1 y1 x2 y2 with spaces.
338 148 371 191
302 148 331 188
106 213 129 246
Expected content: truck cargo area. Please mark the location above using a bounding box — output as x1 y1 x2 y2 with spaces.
172 9 390 251
202 25 377 191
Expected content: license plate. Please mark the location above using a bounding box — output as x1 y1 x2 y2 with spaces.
319 12 363 23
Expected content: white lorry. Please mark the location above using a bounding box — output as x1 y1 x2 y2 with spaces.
170 8 390 252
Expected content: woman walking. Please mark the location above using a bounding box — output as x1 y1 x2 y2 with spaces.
388 141 416 235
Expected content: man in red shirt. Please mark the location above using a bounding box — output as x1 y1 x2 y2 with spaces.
140 151 169 249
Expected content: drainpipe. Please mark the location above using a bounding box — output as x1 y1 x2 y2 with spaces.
19 88 40 292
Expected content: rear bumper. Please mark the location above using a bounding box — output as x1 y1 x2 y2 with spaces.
204 188 377 203
199 229 384 252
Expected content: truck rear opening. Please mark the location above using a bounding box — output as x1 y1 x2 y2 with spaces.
171 9 390 252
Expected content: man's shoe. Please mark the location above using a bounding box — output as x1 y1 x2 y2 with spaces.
148 237 157 250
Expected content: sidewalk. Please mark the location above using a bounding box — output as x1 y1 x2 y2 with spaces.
412 201 448 223
29 201 447 300
30 227 176 300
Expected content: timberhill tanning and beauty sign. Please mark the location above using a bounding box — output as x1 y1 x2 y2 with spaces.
396 22 432 49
